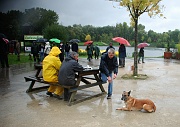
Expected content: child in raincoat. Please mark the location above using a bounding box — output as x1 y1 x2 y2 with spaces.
42 46 63 97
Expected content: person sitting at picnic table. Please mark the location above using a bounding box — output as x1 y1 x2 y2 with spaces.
58 51 84 101
42 46 64 98
99 48 118 99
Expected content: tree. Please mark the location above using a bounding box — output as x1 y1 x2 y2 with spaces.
111 0 164 76
85 34 91 41
23 8 59 34
43 24 68 42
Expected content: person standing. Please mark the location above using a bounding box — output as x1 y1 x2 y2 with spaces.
0 33 9 68
99 48 118 99
59 42 65 62
71 42 79 53
44 42 51 57
94 44 100 59
138 47 145 64
16 41 20 61
65 42 70 57
31 42 40 63
39 43 45 62
86 44 92 62
118 44 126 67
106 42 115 53
58 51 83 101
43 46 64 98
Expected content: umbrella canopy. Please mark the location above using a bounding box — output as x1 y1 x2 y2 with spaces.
112 37 131 46
0 33 9 44
84 41 93 46
49 38 61 43
36 38 48 43
138 42 150 48
69 39 80 43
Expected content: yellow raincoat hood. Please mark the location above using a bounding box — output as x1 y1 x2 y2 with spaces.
49 46 61 56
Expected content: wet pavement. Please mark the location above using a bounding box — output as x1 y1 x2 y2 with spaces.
0 58 180 127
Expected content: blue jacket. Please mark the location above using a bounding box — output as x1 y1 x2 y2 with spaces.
99 53 118 77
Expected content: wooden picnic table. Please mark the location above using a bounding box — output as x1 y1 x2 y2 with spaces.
24 64 106 106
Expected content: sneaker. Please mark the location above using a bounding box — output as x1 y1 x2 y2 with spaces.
107 95 111 99
46 92 53 97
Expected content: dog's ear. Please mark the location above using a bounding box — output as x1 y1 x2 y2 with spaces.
128 90 131 96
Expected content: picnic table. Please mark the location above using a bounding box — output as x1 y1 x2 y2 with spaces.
24 64 106 106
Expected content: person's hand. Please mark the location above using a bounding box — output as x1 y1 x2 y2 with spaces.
113 74 117 79
107 76 112 83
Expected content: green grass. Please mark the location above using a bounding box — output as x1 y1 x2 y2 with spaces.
8 54 32 65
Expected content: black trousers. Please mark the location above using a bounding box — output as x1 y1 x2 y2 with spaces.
0 54 9 68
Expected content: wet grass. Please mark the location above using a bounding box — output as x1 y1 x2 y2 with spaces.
8 54 32 65
121 74 148 80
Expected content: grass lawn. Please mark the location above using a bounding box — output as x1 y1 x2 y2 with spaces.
8 54 33 65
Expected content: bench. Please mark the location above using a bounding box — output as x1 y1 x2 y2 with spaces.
24 64 106 106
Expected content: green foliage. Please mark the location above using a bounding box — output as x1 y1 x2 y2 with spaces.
43 24 68 42
176 44 180 53
8 54 31 65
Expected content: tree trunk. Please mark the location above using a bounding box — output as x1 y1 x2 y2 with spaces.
133 18 138 76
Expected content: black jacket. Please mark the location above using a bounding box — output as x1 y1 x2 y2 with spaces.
99 53 118 77
58 55 83 86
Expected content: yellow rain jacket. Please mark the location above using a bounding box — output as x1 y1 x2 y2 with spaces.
43 46 61 83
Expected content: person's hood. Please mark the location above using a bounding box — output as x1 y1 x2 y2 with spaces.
46 42 50 45
49 46 61 56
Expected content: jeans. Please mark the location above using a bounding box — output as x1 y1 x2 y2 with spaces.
65 52 69 57
100 72 113 96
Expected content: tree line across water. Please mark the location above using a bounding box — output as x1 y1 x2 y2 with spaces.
1 7 180 49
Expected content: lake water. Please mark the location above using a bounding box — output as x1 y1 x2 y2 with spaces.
79 46 165 57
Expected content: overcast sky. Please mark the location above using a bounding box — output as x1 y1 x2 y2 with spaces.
0 0 180 33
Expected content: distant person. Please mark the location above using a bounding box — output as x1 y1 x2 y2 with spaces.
58 51 83 101
90 43 94 59
65 42 70 57
44 42 51 57
31 42 40 63
106 42 115 53
39 43 45 62
118 44 126 67
86 44 92 62
16 41 20 61
99 48 118 99
59 42 65 62
0 33 9 68
94 44 100 59
71 42 79 53
43 47 64 98
138 47 145 64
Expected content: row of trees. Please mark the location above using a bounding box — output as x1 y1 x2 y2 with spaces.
0 7 180 48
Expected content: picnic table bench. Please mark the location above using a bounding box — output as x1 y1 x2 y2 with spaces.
24 64 106 106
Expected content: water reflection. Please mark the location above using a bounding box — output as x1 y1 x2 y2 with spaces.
79 46 165 57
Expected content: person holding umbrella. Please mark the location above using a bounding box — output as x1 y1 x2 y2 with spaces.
137 42 149 64
138 47 145 64
118 44 126 67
